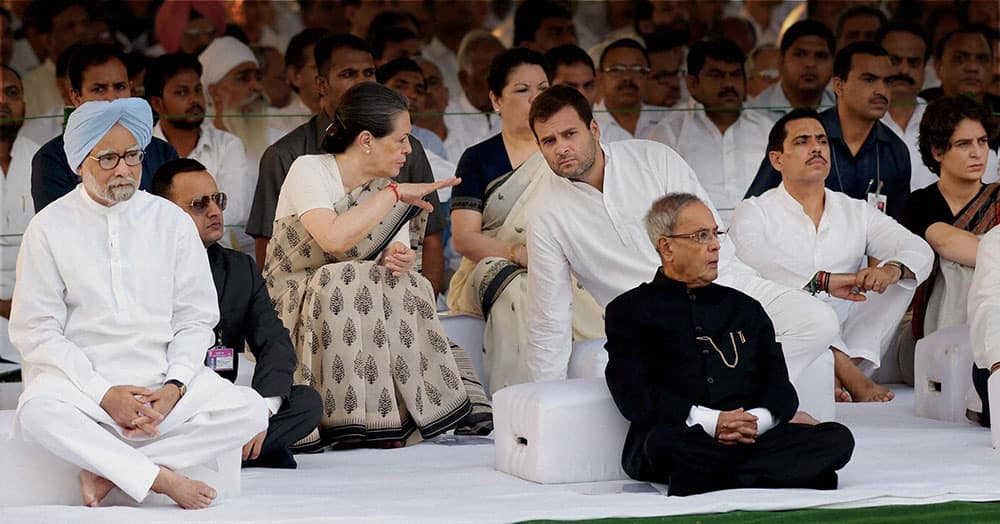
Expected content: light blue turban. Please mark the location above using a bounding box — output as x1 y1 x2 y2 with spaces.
63 98 154 170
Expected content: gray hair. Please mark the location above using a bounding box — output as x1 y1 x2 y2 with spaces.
746 43 778 72
457 30 504 73
644 193 704 247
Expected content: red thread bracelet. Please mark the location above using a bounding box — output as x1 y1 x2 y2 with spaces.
387 183 400 203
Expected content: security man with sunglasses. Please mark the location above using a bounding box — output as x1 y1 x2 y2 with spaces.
152 158 323 469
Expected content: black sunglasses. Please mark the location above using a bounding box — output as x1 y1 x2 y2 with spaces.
184 192 227 214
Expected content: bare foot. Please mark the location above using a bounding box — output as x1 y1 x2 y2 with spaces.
789 411 820 425
848 381 895 403
832 348 893 403
833 379 852 403
79 470 114 507
151 467 217 509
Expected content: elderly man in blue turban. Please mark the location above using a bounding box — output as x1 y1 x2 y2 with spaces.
9 98 268 509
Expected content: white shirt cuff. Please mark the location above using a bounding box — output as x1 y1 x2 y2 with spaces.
686 405 720 438
264 396 282 416
747 407 776 435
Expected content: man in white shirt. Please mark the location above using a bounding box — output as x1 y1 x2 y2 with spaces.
145 53 256 260
546 44 599 107
750 20 836 119
0 65 41 368
524 85 840 400
423 0 488 99
731 109 933 402
11 98 267 509
21 1 92 119
968 227 1000 427
593 38 667 143
647 40 773 222
443 30 505 162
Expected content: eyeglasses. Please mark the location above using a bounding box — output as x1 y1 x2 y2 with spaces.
184 192 227 214
664 228 726 245
88 150 144 170
601 64 651 77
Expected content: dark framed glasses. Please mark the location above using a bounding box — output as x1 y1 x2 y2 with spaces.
184 192 227 214
664 228 726 245
87 149 144 170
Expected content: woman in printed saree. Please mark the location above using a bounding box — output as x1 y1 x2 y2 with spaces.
265 83 474 447
902 96 998 422
448 48 604 394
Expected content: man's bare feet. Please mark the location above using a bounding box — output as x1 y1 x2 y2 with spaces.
79 470 114 507
832 348 894 403
833 379 852 402
151 467 217 509
789 411 820 425
847 381 895 402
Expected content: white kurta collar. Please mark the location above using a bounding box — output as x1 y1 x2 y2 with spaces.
77 183 134 216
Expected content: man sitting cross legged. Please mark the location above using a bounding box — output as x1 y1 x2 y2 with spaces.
152 158 324 467
604 193 855 496
11 98 267 509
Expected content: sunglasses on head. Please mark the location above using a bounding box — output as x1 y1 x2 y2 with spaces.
184 192 227 213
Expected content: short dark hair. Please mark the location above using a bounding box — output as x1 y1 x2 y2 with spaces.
144 53 202 100
687 39 745 77
513 0 572 47
544 44 594 78
286 28 330 69
0 64 21 83
766 108 824 154
371 26 419 61
780 20 835 56
376 57 424 84
876 21 930 61
23 0 92 34
925 6 960 44
151 158 209 199
322 82 409 154
643 30 686 55
918 95 997 175
835 5 887 39
487 47 548 97
56 43 84 80
833 41 887 81
528 84 594 137
934 27 992 62
598 38 648 70
68 43 126 93
314 34 372 77
0 6 11 24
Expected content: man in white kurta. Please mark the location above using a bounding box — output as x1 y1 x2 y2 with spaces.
731 109 932 402
11 98 267 508
524 86 840 397
968 227 1000 426
0 65 40 368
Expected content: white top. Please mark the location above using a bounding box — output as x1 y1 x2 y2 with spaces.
424 38 460 103
443 94 502 163
525 139 796 381
19 105 64 146
593 100 667 143
748 82 836 119
153 122 257 258
265 93 311 136
425 148 456 202
276 154 409 249
0 131 41 298
9 187 219 404
22 60 61 119
969 227 1000 369
880 100 936 191
731 184 933 294
647 102 774 219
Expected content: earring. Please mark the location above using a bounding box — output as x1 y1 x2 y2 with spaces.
365 148 372 154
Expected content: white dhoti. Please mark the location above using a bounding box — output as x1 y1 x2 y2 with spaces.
16 368 267 502
758 289 840 383
828 285 915 372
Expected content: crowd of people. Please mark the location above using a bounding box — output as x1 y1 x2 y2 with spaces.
0 0 999 507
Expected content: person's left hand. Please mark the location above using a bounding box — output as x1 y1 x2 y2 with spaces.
243 430 267 461
125 385 182 437
855 265 901 293
382 241 416 276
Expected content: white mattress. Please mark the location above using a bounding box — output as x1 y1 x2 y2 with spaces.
4 387 1000 523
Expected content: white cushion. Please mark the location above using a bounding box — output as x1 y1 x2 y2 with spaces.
0 410 242 507
914 324 974 423
493 379 629 484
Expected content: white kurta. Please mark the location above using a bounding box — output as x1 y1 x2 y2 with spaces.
646 103 774 221
424 38 460 105
969 227 1000 370
526 139 838 383
0 131 40 363
593 101 667 143
443 94 502 163
731 184 933 368
22 60 62 119
748 82 836 119
153 122 258 260
11 187 266 502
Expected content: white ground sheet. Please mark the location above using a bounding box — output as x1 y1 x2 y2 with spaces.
4 387 1000 523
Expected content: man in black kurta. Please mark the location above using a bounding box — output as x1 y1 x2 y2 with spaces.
604 193 855 496
153 158 323 468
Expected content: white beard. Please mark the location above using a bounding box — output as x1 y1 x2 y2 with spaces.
82 169 138 204
221 96 272 160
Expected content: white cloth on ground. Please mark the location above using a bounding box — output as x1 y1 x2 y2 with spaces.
525 139 837 383
731 184 933 367
969 227 1000 370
